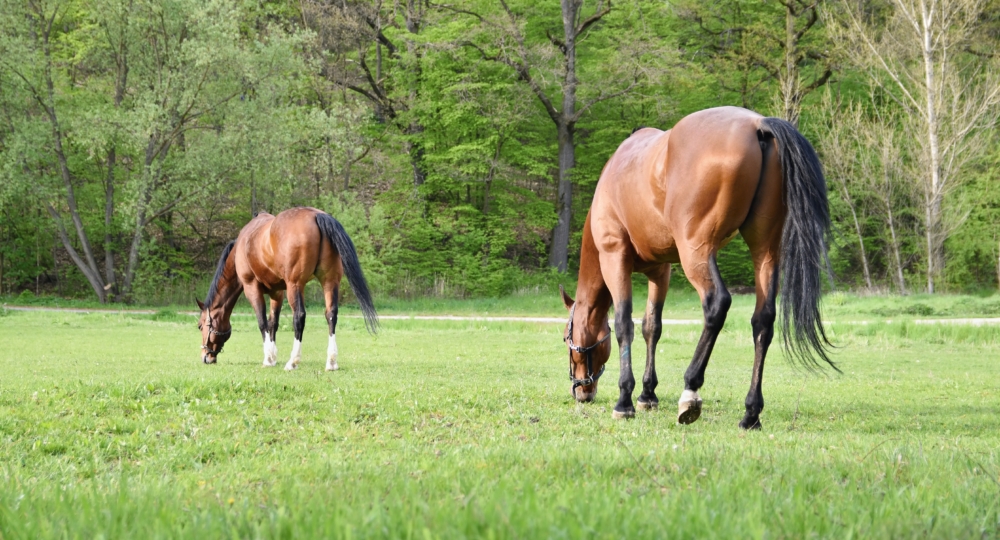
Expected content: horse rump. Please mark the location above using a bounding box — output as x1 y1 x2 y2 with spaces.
758 117 836 371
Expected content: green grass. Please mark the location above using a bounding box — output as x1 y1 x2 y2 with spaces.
1 308 999 538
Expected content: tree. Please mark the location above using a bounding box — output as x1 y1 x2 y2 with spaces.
452 0 672 271
301 0 430 187
673 0 834 125
837 0 1000 292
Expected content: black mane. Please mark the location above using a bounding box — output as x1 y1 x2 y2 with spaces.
203 240 236 308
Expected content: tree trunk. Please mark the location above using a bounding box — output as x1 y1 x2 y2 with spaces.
120 136 160 300
924 197 935 293
33 13 107 302
845 194 872 289
104 147 117 298
781 2 800 126
920 1 941 293
548 0 581 272
885 200 906 294
409 137 426 186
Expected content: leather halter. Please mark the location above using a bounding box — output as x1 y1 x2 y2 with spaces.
564 304 610 393
201 317 231 357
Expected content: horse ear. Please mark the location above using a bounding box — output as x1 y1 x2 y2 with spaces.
196 298 205 311
559 285 574 310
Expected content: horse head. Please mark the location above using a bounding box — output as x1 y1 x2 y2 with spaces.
560 285 612 402
197 298 232 364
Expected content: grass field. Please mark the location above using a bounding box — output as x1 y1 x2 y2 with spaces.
1 302 1000 538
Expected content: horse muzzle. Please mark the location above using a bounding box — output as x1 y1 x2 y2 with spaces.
572 383 598 402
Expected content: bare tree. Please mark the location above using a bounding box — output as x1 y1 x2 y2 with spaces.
837 0 1000 292
674 0 834 125
862 108 910 294
772 0 835 125
817 95 873 289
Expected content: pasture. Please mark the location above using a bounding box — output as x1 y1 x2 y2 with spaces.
1 301 999 538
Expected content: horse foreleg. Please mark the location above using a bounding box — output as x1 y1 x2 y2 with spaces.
264 293 282 367
324 285 340 371
244 286 273 368
599 251 636 420
285 287 306 371
678 251 731 425
637 265 670 410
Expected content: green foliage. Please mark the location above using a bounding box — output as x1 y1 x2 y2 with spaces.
0 0 997 302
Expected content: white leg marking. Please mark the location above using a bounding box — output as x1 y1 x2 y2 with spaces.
285 339 302 371
326 334 339 371
262 335 278 367
679 389 702 406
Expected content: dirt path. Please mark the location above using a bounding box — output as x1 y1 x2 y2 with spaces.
5 304 1000 326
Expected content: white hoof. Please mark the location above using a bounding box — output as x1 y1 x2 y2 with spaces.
677 389 703 425
285 339 301 371
325 361 339 372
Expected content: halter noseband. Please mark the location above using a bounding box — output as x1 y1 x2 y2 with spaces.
201 318 231 357
565 304 610 393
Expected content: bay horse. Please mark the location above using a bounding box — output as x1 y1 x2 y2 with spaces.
197 207 378 370
561 106 832 429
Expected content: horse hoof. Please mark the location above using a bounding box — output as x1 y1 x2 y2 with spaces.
739 417 762 430
677 401 702 424
636 399 658 411
612 408 635 420
284 363 298 371
325 362 339 372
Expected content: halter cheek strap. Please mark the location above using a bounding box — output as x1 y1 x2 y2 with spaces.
565 304 611 393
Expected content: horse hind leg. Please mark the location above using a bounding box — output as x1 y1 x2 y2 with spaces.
324 284 340 371
677 250 732 425
264 292 283 367
284 285 306 371
637 264 670 410
741 258 778 430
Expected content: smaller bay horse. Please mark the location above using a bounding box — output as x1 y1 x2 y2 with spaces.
563 106 833 429
197 207 378 370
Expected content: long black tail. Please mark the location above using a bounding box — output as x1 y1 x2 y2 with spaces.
315 213 379 334
758 117 836 371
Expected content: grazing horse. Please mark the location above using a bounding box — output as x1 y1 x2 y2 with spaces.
561 106 832 429
197 207 378 370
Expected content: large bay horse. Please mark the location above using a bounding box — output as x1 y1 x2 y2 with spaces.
562 106 832 429
197 207 378 370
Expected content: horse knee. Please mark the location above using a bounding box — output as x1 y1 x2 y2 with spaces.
641 314 661 343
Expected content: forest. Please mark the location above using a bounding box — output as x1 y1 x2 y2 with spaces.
0 0 998 304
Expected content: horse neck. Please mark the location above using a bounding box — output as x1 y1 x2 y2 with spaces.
209 253 243 325
573 213 613 341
